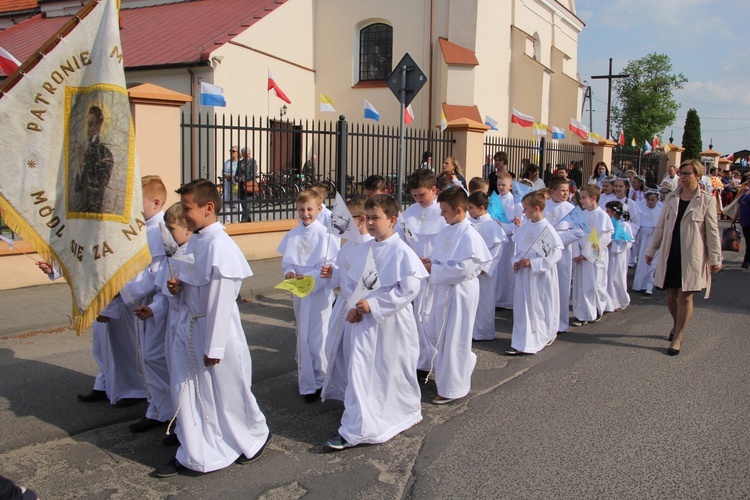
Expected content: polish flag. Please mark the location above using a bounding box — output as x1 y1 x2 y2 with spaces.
569 118 589 139
511 108 534 128
618 129 625 146
267 69 291 104
404 104 414 125
652 135 660 148
0 46 21 75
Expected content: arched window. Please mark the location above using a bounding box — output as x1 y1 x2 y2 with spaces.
359 23 392 82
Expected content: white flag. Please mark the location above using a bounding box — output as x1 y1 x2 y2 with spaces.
347 245 381 309
328 192 362 243
398 213 418 244
530 226 555 260
0 0 149 332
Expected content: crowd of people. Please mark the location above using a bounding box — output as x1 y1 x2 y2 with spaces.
25 153 731 482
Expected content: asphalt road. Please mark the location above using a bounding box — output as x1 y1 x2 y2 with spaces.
0 250 747 499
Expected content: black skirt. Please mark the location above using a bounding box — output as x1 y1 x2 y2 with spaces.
662 198 690 289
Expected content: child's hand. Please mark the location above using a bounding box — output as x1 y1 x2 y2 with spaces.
644 255 653 266
513 259 531 271
573 255 584 263
513 217 522 227
96 315 111 323
204 355 221 367
420 257 432 273
346 308 362 323
167 278 181 295
320 265 332 279
607 242 612 249
37 261 53 275
284 271 296 279
355 299 371 315
134 305 153 320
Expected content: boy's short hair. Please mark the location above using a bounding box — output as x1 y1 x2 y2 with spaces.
296 189 322 205
549 176 569 190
522 190 546 210
581 184 601 200
164 202 187 227
468 191 489 210
176 179 221 208
498 172 513 182
436 174 452 192
408 168 437 191
142 175 167 202
537 187 551 199
363 175 387 192
468 177 488 193
346 195 367 217
437 185 468 210
310 183 329 199
365 194 399 218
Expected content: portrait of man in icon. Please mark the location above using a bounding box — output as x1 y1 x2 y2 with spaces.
66 86 132 219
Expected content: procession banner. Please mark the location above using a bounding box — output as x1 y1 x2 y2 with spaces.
0 0 150 333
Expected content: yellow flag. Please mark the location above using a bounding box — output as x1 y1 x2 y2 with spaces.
274 276 315 298
582 227 601 261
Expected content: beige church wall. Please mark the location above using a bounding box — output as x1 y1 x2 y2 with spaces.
0 244 61 291
313 0 430 128
446 0 478 51
445 66 476 105
509 30 544 137
549 48 584 143
512 0 554 69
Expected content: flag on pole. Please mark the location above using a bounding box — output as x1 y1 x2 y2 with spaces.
644 140 652 153
320 94 336 112
488 192 510 223
530 226 556 259
618 129 625 146
569 118 589 139
551 126 565 140
199 82 227 107
484 115 499 131
663 142 672 152
398 213 418 244
404 104 414 125
631 137 637 147
329 192 362 243
588 132 602 144
511 108 534 128
268 69 291 104
439 110 448 132
611 218 634 242
653 135 660 148
0 46 21 75
347 245 381 309
532 122 548 136
513 181 534 203
0 0 149 333
559 206 590 232
364 99 380 121
581 227 601 261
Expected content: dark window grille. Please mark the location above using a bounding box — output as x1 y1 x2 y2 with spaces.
359 23 392 82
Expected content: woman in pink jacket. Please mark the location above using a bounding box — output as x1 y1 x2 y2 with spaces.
645 159 722 356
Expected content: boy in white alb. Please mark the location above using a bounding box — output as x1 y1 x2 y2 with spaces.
155 179 270 477
506 191 564 354
325 194 428 450
495 172 522 308
543 178 584 333
467 191 507 341
632 190 662 294
571 185 614 326
400 169 446 374
277 189 340 401
422 188 491 404
319 196 372 402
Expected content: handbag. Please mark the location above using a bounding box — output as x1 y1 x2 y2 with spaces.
721 223 741 252
244 180 259 194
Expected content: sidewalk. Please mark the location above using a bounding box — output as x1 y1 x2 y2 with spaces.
0 257 283 338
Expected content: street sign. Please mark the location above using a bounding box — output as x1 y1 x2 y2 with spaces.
386 53 427 107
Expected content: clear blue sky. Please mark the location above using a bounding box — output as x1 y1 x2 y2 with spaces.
576 0 749 155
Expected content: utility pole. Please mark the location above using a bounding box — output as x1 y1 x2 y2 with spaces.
591 58 629 140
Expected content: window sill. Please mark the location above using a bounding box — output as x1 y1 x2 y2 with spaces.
352 80 389 89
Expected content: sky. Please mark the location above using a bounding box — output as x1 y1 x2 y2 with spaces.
575 0 749 155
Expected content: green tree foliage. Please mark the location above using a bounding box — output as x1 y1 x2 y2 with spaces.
681 108 702 160
612 53 687 145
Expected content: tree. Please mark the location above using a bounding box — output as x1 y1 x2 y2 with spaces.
612 53 687 145
681 108 702 160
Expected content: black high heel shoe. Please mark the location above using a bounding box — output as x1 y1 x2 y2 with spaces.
667 347 680 356
668 333 674 341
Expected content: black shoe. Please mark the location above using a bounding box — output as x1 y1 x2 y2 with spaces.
505 347 526 356
154 457 185 478
303 389 322 403
569 318 586 327
129 417 166 433
236 432 272 465
592 314 603 323
115 397 146 408
162 432 180 447
667 348 680 356
416 369 429 381
77 389 107 402
742 261 749 269
668 333 674 341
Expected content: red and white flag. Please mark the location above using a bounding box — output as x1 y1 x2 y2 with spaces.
0 46 21 75
618 128 625 146
652 134 660 148
569 118 589 139
267 69 291 104
404 104 414 125
511 108 534 128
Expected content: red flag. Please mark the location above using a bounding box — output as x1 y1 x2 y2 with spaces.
618 129 625 146
267 69 291 104
0 46 21 75
404 104 414 125
511 108 534 128
652 135 660 148
569 118 589 139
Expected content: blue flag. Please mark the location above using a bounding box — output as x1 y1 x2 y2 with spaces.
488 192 510 223
512 181 533 204
611 217 634 241
560 205 590 232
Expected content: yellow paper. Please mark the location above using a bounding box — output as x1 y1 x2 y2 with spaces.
274 276 315 298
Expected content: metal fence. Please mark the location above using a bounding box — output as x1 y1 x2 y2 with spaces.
611 146 662 180
483 135 596 184
181 114 454 222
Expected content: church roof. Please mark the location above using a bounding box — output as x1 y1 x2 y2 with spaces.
0 0 286 76
438 37 479 66
0 0 37 14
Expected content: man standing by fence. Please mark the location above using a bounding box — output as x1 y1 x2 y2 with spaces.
236 148 258 222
